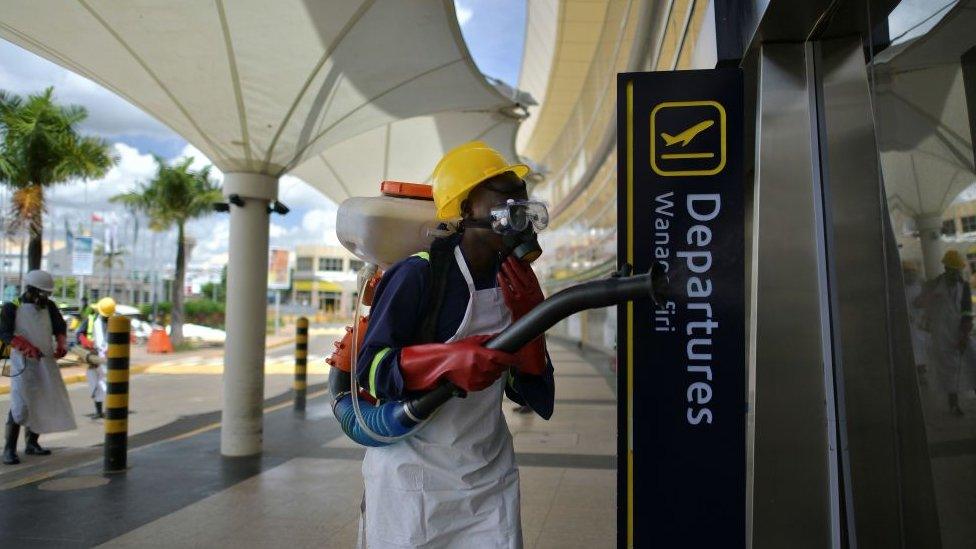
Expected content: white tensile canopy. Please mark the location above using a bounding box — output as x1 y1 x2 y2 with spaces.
873 0 975 221
291 108 524 200
0 0 525 199
872 0 976 277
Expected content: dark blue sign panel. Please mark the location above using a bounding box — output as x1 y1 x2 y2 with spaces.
617 69 745 547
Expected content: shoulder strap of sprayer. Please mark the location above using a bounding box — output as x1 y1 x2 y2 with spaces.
414 235 455 344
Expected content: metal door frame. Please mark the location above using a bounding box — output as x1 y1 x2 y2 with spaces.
745 22 941 549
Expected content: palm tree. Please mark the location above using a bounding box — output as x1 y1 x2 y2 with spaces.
111 157 220 345
0 87 117 269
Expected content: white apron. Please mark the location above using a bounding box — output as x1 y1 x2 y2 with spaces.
923 274 974 393
8 303 77 433
86 316 107 402
359 246 522 548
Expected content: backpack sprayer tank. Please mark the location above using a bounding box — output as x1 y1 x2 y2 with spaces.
336 181 445 269
331 181 450 446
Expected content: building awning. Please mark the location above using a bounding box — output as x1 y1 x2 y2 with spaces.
0 0 527 202
293 280 343 292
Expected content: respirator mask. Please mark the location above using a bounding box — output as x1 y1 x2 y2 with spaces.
464 199 549 263
24 286 50 308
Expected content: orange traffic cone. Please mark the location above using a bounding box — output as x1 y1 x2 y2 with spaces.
147 328 174 354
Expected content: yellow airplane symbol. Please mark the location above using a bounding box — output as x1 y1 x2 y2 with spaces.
660 120 714 147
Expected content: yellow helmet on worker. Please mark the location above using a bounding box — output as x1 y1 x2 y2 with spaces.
97 297 116 317
431 141 530 220
942 249 966 271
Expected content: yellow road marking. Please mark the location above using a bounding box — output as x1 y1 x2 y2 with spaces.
0 333 350 394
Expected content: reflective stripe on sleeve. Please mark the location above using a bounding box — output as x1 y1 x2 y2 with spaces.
368 347 392 398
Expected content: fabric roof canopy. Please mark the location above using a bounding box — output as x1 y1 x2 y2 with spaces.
290 109 521 200
0 0 524 200
873 0 976 218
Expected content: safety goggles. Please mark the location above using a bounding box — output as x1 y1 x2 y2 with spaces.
28 287 51 299
487 199 549 234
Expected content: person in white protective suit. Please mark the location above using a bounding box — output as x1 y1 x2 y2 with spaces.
2 270 76 465
76 297 115 419
354 142 555 548
917 250 974 416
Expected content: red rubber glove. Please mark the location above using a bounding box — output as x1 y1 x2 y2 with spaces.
400 334 520 392
11 335 41 359
498 256 544 318
55 334 68 359
79 334 94 350
498 256 548 376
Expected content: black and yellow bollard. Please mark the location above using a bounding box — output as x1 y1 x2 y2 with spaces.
104 316 130 473
294 317 309 411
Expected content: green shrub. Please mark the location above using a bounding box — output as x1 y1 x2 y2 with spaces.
139 302 172 318
139 300 225 328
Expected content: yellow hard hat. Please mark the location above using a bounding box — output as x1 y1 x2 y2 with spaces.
430 141 530 220
942 249 966 270
97 297 116 317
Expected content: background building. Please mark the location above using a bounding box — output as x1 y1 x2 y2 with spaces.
289 244 360 317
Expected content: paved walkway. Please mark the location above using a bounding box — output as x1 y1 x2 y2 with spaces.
0 338 618 548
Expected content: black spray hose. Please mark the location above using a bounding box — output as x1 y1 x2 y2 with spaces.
406 268 662 419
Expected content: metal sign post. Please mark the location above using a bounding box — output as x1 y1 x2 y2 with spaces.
617 69 745 547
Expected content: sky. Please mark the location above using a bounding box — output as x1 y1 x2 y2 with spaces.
0 0 526 282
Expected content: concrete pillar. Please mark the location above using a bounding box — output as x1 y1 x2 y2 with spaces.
221 172 277 457
916 214 944 281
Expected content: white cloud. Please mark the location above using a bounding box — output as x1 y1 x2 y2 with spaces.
455 3 474 26
269 223 288 239
176 144 224 182
299 208 340 244
45 142 157 214
278 174 331 207
0 40 178 141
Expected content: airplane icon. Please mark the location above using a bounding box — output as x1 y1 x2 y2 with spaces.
660 119 714 147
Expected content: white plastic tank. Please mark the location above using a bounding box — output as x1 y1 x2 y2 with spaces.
336 181 447 269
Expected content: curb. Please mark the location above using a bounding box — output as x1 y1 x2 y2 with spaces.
0 337 296 396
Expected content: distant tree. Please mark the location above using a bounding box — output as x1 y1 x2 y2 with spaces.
0 87 117 269
53 277 78 300
200 264 228 302
111 157 220 345
94 242 126 298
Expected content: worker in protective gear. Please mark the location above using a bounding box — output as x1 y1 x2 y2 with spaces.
356 141 555 548
917 250 974 415
76 297 115 419
1 270 75 465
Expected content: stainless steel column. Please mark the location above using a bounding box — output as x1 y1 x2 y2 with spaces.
749 42 839 548
816 37 941 548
